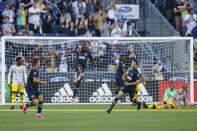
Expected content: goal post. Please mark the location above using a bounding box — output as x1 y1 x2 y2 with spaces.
0 36 194 105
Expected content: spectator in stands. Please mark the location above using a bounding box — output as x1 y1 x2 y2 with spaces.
165 0 175 25
72 0 86 21
85 0 95 18
184 8 197 36
121 15 132 37
47 44 58 72
36 0 45 10
94 9 108 36
106 0 117 25
125 44 136 68
0 0 6 24
16 3 27 33
29 30 34 36
28 2 42 34
42 9 54 33
108 42 119 72
66 20 76 36
50 0 61 24
181 2 193 36
90 40 106 59
111 22 121 37
152 60 164 80
99 19 111 37
2 4 15 23
77 20 88 36
87 15 95 36
18 27 28 36
174 0 184 32
59 57 68 72
60 7 71 28
2 17 16 36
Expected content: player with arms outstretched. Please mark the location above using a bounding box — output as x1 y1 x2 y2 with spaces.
23 58 47 118
107 60 141 113
8 56 27 109
68 41 100 103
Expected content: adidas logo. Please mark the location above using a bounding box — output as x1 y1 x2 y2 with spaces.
137 83 153 102
51 83 78 103
89 83 115 103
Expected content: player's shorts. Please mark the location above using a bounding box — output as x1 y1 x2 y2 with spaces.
165 100 176 109
136 84 140 92
121 86 136 99
115 78 124 87
75 64 85 77
11 84 24 93
25 87 42 101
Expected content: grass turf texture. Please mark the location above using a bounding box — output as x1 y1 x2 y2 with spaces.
0 105 197 131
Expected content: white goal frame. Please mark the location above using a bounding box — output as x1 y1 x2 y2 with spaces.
1 36 194 105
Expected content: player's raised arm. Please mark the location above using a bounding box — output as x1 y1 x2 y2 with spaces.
33 77 47 85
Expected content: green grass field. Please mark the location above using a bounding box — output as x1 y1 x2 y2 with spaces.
0 104 197 131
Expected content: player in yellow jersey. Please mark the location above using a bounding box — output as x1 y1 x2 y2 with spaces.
143 87 187 109
8 57 27 109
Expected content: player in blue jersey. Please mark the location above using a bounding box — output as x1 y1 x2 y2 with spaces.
23 58 47 118
68 41 100 103
114 54 126 99
107 59 141 113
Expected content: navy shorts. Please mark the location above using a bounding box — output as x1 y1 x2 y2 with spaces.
75 64 85 77
115 78 124 87
25 86 42 101
121 86 136 99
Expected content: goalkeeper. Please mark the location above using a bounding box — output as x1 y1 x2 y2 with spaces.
8 56 27 109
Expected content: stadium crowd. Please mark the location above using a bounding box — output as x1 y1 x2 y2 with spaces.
0 0 133 37
151 0 197 58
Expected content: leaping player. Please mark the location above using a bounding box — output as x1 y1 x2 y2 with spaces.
68 41 100 103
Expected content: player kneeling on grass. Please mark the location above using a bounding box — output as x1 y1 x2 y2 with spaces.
107 60 141 113
8 56 27 109
143 87 187 109
23 58 47 118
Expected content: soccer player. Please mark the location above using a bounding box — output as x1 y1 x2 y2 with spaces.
107 59 141 113
68 41 99 103
23 58 47 118
114 54 126 96
8 56 27 109
143 87 187 109
143 83 175 109
132 66 146 106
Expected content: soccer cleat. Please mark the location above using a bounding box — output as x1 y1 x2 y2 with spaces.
10 106 14 109
72 98 78 103
143 102 148 109
36 114 44 118
137 101 142 110
106 109 111 114
23 104 27 114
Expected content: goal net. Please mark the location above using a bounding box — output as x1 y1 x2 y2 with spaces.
0 37 194 105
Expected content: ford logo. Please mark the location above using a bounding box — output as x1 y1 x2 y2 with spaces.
118 6 132 13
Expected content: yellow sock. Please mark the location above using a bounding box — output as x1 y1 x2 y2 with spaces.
148 104 154 109
11 93 16 106
135 93 138 99
20 93 24 106
156 105 166 109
